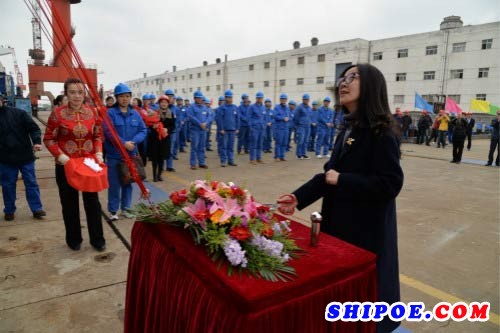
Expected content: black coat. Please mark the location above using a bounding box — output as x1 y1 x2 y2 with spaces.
0 106 41 166
465 118 475 135
452 118 468 140
147 110 176 162
293 125 404 333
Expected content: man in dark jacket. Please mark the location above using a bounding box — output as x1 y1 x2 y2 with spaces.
0 95 45 221
450 113 468 163
402 110 412 141
465 112 476 150
416 111 432 144
485 111 500 166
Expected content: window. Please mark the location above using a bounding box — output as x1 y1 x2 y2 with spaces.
174 76 177 81
423 71 435 80
397 49 408 58
481 39 492 50
248 82 254 88
373 52 383 60
297 78 304 85
206 71 210 77
197 73 201 78
182 88 186 93
425 45 437 55
264 61 270 69
450 69 463 79
447 94 461 104
174 89 178 94
229 83 234 89
216 69 221 75
167 78 170 83
396 73 406 81
478 67 489 78
182 75 185 80
476 94 487 101
318 54 325 62
279 79 286 86
249 64 254 71
206 86 210 91
216 84 221 91
189 74 193 79
196 87 200 91
189 88 193 92
452 42 466 53
297 56 305 65
394 95 404 104
280 59 287 67
264 80 269 87
316 76 324 84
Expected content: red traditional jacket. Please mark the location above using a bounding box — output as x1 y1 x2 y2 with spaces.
43 105 103 164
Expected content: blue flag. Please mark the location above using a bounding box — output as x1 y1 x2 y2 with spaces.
414 92 433 112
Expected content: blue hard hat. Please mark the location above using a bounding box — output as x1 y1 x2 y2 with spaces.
114 83 132 96
312 100 318 105
151 94 157 100
142 93 149 100
204 97 211 103
279 93 288 99
302 93 310 100
256 91 264 98
224 90 233 97
264 98 272 103
194 91 203 99
241 93 249 100
323 96 332 102
165 89 175 96
218 96 225 101
288 100 297 106
176 96 183 100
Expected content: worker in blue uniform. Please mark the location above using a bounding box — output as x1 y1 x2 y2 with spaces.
287 100 296 151
215 96 225 157
264 98 274 153
316 96 333 158
175 96 187 153
248 92 267 164
308 100 319 152
273 93 291 161
165 89 180 172
104 83 147 220
237 93 251 154
204 97 214 152
330 103 344 150
184 98 191 143
216 90 240 167
187 91 209 169
149 94 159 110
294 94 312 159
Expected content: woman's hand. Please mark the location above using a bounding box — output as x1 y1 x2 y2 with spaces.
325 169 340 185
277 194 297 215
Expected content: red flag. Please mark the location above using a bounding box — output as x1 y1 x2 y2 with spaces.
445 97 463 114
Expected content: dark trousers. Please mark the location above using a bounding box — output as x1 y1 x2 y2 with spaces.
55 165 105 248
488 138 500 165
452 138 465 162
438 130 447 148
416 128 428 144
466 132 473 150
426 129 438 145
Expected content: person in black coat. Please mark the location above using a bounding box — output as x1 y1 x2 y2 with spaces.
450 113 468 163
485 111 500 166
416 110 433 144
147 95 175 181
0 95 46 221
465 112 476 150
278 64 404 333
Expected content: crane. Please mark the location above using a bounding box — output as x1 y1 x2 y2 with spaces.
0 45 26 91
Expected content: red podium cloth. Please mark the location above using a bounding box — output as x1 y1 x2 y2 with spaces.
125 218 377 333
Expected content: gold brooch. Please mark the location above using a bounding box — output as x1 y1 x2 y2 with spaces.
346 138 355 145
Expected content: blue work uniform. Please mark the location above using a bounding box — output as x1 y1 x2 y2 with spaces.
103 105 147 214
187 103 210 167
248 102 267 161
273 103 291 160
316 105 333 156
237 103 250 153
216 103 240 165
308 107 319 151
166 104 181 170
264 107 274 152
294 103 312 157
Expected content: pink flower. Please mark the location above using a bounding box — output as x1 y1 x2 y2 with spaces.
183 198 209 229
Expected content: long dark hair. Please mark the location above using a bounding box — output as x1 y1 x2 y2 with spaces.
54 95 65 107
337 63 395 136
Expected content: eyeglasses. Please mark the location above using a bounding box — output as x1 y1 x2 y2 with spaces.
336 72 360 87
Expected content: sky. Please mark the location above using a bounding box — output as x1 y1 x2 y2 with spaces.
1 0 499 97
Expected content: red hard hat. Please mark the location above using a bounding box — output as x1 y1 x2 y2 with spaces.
157 95 170 103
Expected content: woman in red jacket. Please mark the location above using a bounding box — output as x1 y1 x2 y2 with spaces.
43 78 106 252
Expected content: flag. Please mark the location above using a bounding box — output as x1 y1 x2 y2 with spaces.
445 97 463 114
414 92 433 112
489 104 499 116
470 99 490 113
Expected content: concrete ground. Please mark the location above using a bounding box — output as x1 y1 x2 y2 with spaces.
1 114 498 332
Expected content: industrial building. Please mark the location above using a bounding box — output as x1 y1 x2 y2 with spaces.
126 16 499 112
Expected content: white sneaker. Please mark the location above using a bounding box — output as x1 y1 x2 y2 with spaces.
326 154 331 158
316 155 323 159
121 210 135 219
109 213 119 221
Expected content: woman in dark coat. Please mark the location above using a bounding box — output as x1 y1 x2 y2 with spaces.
278 63 404 333
147 95 175 182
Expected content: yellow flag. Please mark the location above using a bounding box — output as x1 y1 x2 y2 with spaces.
470 99 490 113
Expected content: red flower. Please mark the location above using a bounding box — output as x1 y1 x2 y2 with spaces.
257 205 270 214
231 187 245 198
211 181 219 190
196 188 207 197
261 223 274 238
230 226 252 241
170 189 188 206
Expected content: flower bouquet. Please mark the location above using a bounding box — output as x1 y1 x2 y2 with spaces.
134 180 301 282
